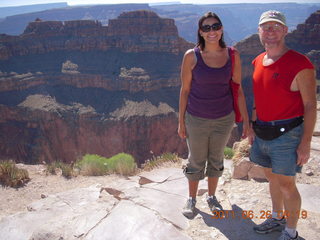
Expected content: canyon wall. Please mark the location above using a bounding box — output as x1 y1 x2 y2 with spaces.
0 10 193 165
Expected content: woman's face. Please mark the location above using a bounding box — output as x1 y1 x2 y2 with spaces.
199 17 223 44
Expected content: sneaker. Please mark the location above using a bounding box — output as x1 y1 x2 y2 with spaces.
253 217 286 234
278 230 300 240
207 195 223 212
182 198 196 218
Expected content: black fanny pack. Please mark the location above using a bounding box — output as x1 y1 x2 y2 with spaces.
252 117 303 141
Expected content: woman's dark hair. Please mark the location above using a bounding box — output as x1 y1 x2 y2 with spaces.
197 12 226 50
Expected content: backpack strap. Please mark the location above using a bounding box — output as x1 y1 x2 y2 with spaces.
228 46 242 123
229 46 235 80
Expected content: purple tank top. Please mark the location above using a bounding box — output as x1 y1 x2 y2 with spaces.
187 47 233 119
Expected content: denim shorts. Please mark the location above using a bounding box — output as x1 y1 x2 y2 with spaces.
184 111 235 181
250 124 303 176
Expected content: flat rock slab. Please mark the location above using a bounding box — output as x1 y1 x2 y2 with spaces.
0 184 118 240
0 170 192 240
297 184 320 213
85 200 191 240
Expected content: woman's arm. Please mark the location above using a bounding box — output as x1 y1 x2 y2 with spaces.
178 49 195 139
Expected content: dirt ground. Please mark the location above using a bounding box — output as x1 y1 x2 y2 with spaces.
1 150 319 222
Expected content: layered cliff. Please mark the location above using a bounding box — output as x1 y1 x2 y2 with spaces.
0 97 185 165
0 10 193 165
0 10 190 60
0 10 193 93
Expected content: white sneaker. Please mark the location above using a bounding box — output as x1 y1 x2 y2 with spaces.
182 198 196 218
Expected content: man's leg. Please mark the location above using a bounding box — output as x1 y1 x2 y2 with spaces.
253 168 287 234
264 168 284 215
277 174 301 229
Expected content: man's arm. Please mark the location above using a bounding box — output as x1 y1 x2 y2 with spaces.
295 68 317 165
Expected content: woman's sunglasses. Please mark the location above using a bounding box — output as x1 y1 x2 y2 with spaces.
200 23 222 32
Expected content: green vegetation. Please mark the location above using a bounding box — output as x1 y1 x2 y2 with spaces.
142 152 180 171
46 161 73 179
0 160 30 188
224 147 234 159
75 153 137 176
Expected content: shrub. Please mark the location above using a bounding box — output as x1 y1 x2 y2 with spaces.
46 161 74 179
75 154 108 176
46 161 60 175
75 153 137 176
0 160 30 188
224 147 234 159
142 152 180 171
232 138 251 162
107 153 137 175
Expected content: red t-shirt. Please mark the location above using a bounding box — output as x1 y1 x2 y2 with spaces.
252 50 314 121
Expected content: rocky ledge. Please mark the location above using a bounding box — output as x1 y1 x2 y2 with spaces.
0 10 193 60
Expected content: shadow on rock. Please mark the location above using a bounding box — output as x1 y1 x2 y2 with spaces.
198 204 284 240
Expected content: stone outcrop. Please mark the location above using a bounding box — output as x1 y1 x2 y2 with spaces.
232 157 267 182
286 10 320 53
0 10 192 61
0 97 186 166
0 10 194 165
0 11 193 93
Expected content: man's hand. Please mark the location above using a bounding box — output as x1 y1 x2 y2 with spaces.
247 124 255 145
296 140 311 166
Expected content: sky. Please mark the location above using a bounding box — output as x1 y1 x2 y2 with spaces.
0 0 319 7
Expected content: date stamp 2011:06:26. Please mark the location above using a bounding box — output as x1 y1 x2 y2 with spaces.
211 210 308 220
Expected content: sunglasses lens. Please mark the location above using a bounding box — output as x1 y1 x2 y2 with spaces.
201 23 222 32
201 25 211 32
212 23 222 30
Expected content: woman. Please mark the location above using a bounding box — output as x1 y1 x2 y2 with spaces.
178 12 249 218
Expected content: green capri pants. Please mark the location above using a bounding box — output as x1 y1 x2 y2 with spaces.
184 111 235 181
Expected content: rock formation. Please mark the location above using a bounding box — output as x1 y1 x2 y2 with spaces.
0 10 190 61
0 10 194 165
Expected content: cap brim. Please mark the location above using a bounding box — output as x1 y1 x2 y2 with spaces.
259 18 286 26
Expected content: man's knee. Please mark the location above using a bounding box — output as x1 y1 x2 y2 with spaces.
263 167 276 182
277 175 298 194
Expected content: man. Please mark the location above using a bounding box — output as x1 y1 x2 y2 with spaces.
249 10 317 240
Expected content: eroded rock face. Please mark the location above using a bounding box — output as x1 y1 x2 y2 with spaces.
0 97 187 166
0 11 194 165
0 10 192 60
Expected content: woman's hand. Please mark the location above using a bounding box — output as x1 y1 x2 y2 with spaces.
178 122 187 139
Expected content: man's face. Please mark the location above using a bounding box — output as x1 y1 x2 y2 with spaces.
258 21 288 49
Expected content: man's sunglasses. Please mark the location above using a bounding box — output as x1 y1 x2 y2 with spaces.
200 23 222 32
